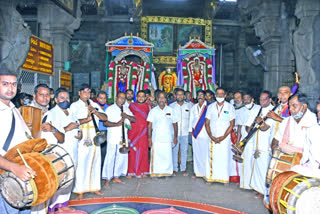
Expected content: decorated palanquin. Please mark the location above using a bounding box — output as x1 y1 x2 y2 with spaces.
107 60 138 99
177 38 216 99
137 62 152 91
105 34 155 103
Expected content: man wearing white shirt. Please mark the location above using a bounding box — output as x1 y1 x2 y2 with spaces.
169 88 193 176
124 89 134 108
36 87 81 214
69 84 107 200
30 84 51 114
239 92 261 190
102 91 135 187
249 91 275 198
271 93 318 155
147 91 178 177
189 90 210 178
229 91 245 183
0 68 36 214
205 87 235 183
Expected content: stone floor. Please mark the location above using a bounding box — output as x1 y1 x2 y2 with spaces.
70 162 271 214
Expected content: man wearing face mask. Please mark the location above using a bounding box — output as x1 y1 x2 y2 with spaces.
271 93 317 155
69 83 107 200
34 87 82 214
102 91 135 187
127 90 150 178
247 91 275 198
239 92 261 190
205 87 235 184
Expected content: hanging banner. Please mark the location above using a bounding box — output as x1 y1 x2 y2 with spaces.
22 35 54 75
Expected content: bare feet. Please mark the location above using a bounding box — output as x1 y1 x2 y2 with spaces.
75 193 84 200
93 191 104 196
104 180 110 188
182 171 188 176
254 193 263 199
142 175 147 178
126 175 132 179
112 177 125 184
57 206 75 212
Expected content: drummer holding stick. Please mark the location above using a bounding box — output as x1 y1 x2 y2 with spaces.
0 67 36 213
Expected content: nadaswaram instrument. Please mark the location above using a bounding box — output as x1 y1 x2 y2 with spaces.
232 104 279 162
119 105 130 154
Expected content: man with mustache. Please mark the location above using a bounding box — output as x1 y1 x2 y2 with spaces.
189 90 210 179
102 91 135 187
127 90 150 178
147 91 178 177
205 87 235 184
170 88 193 176
0 67 36 214
35 87 82 214
70 83 107 200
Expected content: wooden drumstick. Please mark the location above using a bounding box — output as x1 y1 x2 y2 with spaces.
16 148 35 179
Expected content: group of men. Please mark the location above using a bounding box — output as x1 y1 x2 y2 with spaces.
1 65 320 214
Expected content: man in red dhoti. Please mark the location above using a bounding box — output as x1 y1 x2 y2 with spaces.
127 90 151 178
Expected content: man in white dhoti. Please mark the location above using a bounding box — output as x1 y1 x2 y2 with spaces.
147 91 178 177
229 91 245 183
249 91 275 198
0 68 36 214
189 90 210 179
70 83 108 200
239 92 261 189
170 88 193 176
102 91 135 187
39 87 82 213
205 87 235 183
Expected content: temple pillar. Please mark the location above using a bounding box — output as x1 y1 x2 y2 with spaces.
37 0 81 89
293 0 320 110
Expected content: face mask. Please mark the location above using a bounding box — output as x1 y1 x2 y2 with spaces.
58 101 70 109
98 101 105 107
245 102 253 109
216 97 224 103
235 102 242 107
292 106 304 120
24 99 30 105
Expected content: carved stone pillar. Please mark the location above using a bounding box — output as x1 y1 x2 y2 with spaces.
0 1 31 74
293 0 320 110
37 0 81 89
240 0 296 95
